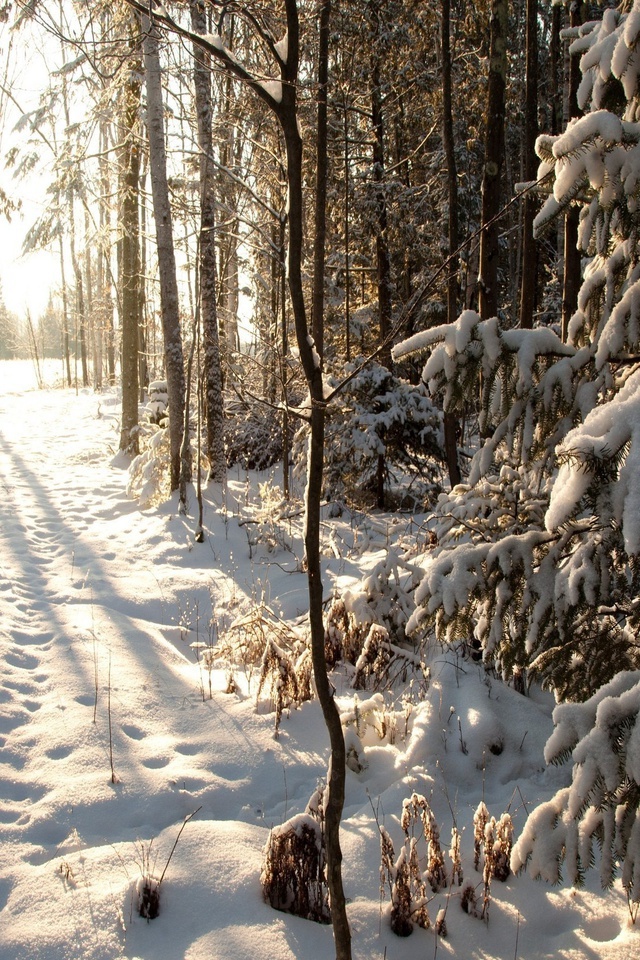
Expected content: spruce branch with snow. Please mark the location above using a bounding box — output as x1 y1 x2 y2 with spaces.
511 671 640 913
394 1 640 703
294 359 444 509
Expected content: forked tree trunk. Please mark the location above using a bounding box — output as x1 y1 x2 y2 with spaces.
125 4 351 956
279 3 350 955
478 0 508 320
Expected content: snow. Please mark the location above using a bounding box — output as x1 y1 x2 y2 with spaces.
0 360 636 960
274 31 288 64
255 79 283 104
546 366 640 553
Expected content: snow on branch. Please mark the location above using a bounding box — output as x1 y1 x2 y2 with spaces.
512 671 640 908
546 367 640 553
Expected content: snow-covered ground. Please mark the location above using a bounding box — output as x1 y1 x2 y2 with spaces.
0 360 635 959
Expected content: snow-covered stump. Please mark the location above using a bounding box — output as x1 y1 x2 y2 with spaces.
137 874 161 921
261 811 330 924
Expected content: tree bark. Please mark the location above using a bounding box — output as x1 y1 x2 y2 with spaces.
561 1 585 342
369 0 392 370
519 0 539 330
441 0 462 489
311 0 331 362
119 31 142 455
142 12 187 491
278 4 351 955
190 0 226 484
478 0 508 320
57 234 72 388
123 4 351 954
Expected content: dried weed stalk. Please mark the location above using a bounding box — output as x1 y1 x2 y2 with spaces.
472 802 514 921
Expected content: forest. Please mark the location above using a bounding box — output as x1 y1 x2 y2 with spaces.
1 1 640 959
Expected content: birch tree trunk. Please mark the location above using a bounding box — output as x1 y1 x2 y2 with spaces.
142 12 187 491
119 30 142 455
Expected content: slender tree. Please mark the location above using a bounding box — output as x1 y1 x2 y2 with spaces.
519 0 538 329
119 25 142 455
190 0 226 484
478 0 508 319
561 0 585 341
142 11 187 491
441 0 462 487
123 3 353 955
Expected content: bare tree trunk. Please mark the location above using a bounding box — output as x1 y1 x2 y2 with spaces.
478 0 508 320
68 194 88 388
370 0 392 370
57 234 72 387
561 2 585 341
85 209 100 390
279 216 290 499
190 0 226 484
119 31 142 455
278 4 350 955
343 102 351 363
550 2 562 136
142 12 187 491
519 0 539 330
220 67 240 357
369 0 392 509
125 5 351 954
311 0 330 362
441 0 462 488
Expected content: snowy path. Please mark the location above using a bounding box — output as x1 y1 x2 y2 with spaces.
0 375 636 960
0 386 329 959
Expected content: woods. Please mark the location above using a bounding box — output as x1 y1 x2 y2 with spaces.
2 0 640 957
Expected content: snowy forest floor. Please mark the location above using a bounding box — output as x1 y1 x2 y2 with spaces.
0 360 635 960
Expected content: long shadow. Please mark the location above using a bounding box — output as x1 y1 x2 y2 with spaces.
0 421 320 834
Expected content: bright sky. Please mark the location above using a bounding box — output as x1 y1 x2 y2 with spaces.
0 16 60 319
0 212 59 319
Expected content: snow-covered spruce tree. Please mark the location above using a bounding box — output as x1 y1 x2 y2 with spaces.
511 670 640 914
393 2 640 704
293 359 444 508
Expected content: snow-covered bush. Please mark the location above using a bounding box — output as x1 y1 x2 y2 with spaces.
294 359 444 508
324 589 428 692
146 380 168 424
127 384 191 506
225 399 292 471
127 422 171 507
379 792 457 937
393 2 640 702
379 825 431 936
219 604 312 725
261 786 330 923
512 671 640 917
256 635 312 737
324 548 424 669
